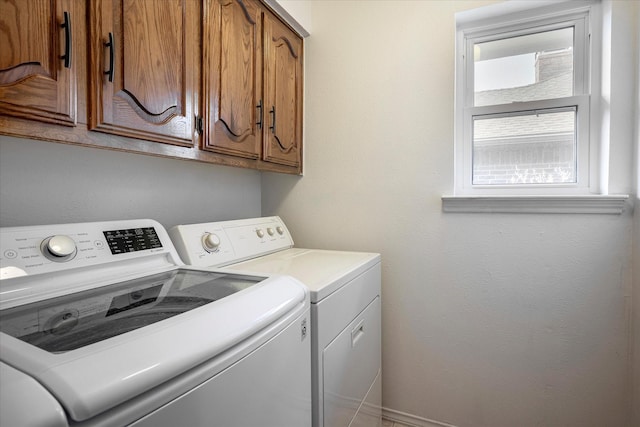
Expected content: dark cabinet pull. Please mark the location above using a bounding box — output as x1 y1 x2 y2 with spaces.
269 106 276 134
104 32 114 82
269 106 286 150
256 100 263 129
60 11 72 68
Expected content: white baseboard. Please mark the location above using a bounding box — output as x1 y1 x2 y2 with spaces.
382 407 458 427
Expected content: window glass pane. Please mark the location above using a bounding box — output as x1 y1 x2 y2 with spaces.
472 109 576 185
474 27 574 106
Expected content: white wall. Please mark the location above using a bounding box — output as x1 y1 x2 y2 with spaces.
265 1 637 426
632 0 640 424
602 0 638 195
634 209 640 424
0 135 262 228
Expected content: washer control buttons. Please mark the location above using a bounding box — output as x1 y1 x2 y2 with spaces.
41 235 77 262
267 228 275 236
256 229 265 238
276 226 284 235
202 233 221 252
3 249 18 259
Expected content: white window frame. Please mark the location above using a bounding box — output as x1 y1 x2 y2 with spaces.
454 1 599 196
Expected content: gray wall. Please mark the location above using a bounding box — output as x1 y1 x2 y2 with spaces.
0 135 262 228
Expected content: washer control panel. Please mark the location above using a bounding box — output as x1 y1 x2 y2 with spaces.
169 216 294 267
0 220 173 280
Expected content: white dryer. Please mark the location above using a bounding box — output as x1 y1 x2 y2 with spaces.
0 219 311 427
170 216 382 427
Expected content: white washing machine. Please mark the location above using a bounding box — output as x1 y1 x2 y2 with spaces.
0 219 311 427
170 216 382 427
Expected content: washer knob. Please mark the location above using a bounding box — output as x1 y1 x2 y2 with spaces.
276 226 284 235
202 233 221 252
42 235 77 262
256 229 265 238
267 227 275 236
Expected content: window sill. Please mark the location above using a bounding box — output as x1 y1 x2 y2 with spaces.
441 195 630 214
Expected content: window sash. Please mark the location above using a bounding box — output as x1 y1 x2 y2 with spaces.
472 106 578 186
461 96 590 193
454 5 593 195
464 15 589 108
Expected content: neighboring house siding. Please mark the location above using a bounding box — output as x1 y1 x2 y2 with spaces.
474 135 574 184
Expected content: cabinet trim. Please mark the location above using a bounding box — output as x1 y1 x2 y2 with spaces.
262 0 309 38
0 116 300 175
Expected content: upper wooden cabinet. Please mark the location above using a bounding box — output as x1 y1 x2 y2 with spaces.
88 0 200 147
0 0 304 174
263 11 303 168
203 0 262 159
0 0 77 126
203 0 303 172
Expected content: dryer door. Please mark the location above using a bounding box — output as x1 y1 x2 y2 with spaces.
322 296 381 427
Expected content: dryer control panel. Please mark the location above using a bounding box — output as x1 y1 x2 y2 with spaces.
170 216 294 267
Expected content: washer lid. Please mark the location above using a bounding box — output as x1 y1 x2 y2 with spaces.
226 248 380 302
0 269 263 353
0 268 307 422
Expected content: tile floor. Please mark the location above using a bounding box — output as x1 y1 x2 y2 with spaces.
382 418 414 427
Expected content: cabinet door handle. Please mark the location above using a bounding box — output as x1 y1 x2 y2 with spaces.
269 106 286 150
269 106 276 134
104 32 114 82
60 11 72 68
256 100 263 129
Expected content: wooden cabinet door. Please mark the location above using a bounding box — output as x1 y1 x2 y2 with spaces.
203 0 262 158
262 11 303 168
89 0 199 147
0 0 76 125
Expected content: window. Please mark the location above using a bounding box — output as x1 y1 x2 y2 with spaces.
454 1 597 195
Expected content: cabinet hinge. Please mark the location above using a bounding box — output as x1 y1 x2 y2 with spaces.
195 116 203 135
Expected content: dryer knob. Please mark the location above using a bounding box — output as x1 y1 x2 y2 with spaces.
42 235 77 262
202 233 221 252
